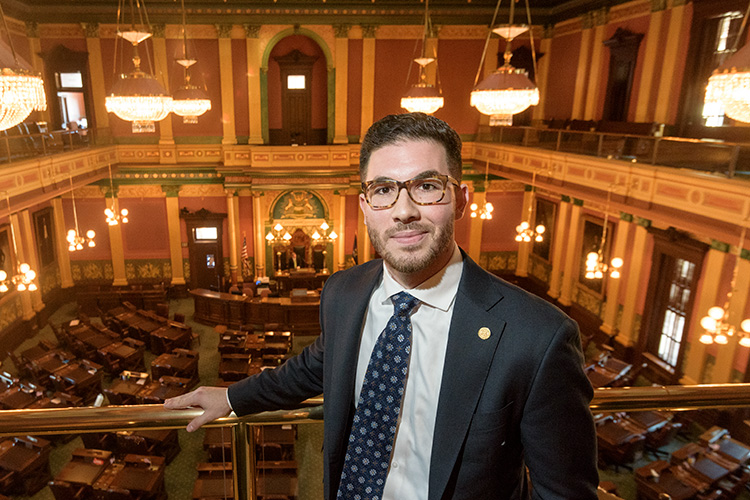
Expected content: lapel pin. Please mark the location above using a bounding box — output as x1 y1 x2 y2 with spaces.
478 327 491 340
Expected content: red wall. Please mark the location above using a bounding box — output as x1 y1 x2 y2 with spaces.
121 198 169 259
545 32 581 119
347 39 363 138
481 192 525 252
373 39 416 121
435 39 484 136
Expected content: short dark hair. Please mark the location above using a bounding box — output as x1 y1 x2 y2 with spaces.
359 113 463 182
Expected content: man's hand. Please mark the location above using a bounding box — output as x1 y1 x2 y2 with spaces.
164 386 232 432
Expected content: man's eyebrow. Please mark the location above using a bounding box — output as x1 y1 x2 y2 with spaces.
368 170 442 183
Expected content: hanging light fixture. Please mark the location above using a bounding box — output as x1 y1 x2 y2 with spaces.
265 223 292 244
170 0 211 124
104 164 128 226
0 193 37 293
705 1 750 123
0 2 47 132
401 0 444 115
584 187 624 280
515 170 545 243
470 0 539 126
66 175 95 252
470 161 495 220
311 221 338 243
699 223 750 346
105 0 172 133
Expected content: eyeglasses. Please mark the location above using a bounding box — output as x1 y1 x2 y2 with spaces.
362 174 459 209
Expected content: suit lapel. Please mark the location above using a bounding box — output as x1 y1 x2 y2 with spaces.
429 256 506 500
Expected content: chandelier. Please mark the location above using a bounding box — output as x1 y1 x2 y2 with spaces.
105 0 172 133
699 223 750 346
66 175 95 252
584 187 623 280
104 164 128 226
312 222 338 243
401 0 444 115
266 223 292 244
0 3 47 132
704 2 750 123
515 170 545 243
470 162 495 220
470 0 539 125
0 193 37 293
171 0 211 124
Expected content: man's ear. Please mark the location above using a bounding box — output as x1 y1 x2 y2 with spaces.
454 183 470 220
359 193 368 225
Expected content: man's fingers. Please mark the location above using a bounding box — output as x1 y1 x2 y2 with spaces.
163 386 232 432
163 393 196 409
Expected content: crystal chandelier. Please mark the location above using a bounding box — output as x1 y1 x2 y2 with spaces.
312 222 338 243
105 0 172 133
470 0 539 125
470 162 495 220
401 0 444 115
104 164 128 226
0 193 37 293
515 170 545 243
266 223 292 244
0 3 47 132
171 0 211 124
704 3 750 123
699 224 750 346
66 175 95 252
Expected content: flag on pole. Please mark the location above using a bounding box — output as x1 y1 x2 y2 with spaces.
241 234 251 275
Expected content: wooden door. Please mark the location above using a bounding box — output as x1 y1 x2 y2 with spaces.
274 50 317 145
182 210 226 291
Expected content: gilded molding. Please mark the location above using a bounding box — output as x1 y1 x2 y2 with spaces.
244 24 261 38
651 0 667 12
25 21 39 38
581 12 594 30
361 24 378 38
333 24 351 38
119 185 165 198
593 7 609 26
216 24 233 38
161 185 182 198
151 23 166 38
81 22 98 38
179 184 227 197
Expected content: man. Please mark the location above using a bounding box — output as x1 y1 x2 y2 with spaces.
165 113 599 499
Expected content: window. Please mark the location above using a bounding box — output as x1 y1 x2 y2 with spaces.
194 227 218 241
287 75 305 90
657 258 696 367
57 72 83 89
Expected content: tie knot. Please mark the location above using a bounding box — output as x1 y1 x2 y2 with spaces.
392 291 419 316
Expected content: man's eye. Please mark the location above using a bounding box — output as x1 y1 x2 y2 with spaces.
416 180 441 191
372 184 394 196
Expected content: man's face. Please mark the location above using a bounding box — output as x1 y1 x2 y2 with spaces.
359 139 468 286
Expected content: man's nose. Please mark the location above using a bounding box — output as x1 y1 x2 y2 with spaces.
391 186 420 222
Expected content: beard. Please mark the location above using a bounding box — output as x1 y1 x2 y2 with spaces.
367 221 454 274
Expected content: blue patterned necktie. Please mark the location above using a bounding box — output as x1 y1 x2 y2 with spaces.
337 291 420 500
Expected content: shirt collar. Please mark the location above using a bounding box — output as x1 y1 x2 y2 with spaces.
380 243 464 312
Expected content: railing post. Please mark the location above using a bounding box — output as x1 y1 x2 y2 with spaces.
729 145 739 178
652 138 660 165
498 126 504 144
556 130 562 151
523 127 530 147
597 133 604 157
232 422 254 500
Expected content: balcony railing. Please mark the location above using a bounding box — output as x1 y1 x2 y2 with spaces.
476 125 750 179
1 385 750 499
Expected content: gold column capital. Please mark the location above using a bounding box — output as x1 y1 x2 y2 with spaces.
81 22 98 38
244 24 261 38
333 24 351 38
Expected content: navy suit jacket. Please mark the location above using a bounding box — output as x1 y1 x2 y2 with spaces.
228 251 599 499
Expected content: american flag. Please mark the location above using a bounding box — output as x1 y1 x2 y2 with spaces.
241 235 251 274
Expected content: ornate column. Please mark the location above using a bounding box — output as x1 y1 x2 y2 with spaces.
684 242 730 383
654 0 687 124
19 210 44 312
244 25 264 145
559 199 583 306
424 25 439 85
26 22 49 124
515 188 534 277
334 25 350 144
104 188 128 286
714 251 750 382
634 0 666 121
82 22 111 143
217 24 237 145
548 196 571 299
51 197 74 288
359 25 377 141
583 9 607 120
601 214 632 335
152 24 175 156
571 13 593 120
162 186 185 286
252 193 266 278
226 190 239 285
616 217 650 347
533 26 554 121
334 191 347 271
467 185 485 263
9 213 34 320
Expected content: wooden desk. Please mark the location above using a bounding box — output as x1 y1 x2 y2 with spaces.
104 371 150 405
151 350 199 387
52 360 102 404
150 323 192 354
635 461 699 500
0 385 41 409
138 376 191 404
715 437 750 464
55 449 111 486
191 289 247 327
275 272 329 295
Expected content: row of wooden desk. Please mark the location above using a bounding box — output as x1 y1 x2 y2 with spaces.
191 289 320 334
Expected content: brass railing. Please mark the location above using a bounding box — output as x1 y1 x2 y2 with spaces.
1 386 750 499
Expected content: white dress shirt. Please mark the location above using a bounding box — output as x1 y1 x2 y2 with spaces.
355 243 464 500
